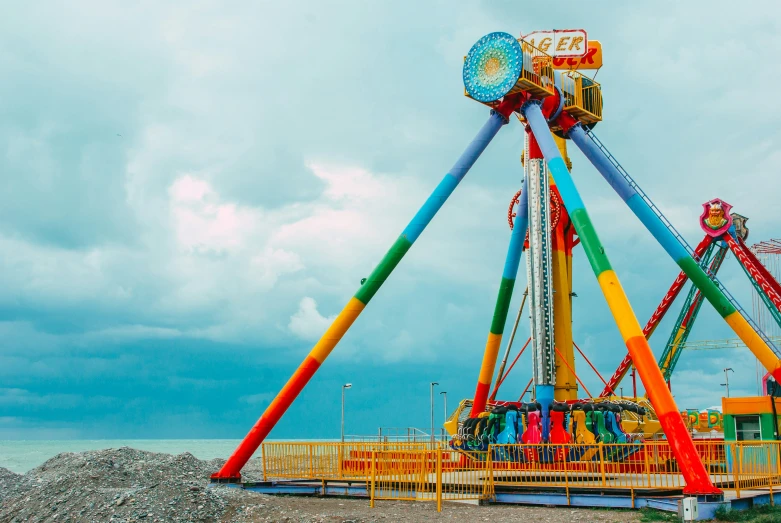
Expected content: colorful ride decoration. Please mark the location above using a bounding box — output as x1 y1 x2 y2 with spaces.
708 410 723 429
462 32 525 103
700 199 734 237
451 400 645 464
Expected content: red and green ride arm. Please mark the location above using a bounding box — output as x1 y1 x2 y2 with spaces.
743 238 781 298
725 234 781 326
599 235 714 397
470 174 529 416
211 102 519 481
525 101 720 496
562 116 781 385
658 241 728 382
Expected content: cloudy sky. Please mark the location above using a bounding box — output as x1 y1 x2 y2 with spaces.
2 1 781 440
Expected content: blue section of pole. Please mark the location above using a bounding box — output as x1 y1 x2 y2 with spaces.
502 176 529 280
536 384 554 442
402 110 508 243
523 102 585 213
568 124 638 202
567 124 690 263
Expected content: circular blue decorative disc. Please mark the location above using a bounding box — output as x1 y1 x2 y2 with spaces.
463 32 523 103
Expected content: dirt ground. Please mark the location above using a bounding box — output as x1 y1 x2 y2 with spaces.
220 491 648 522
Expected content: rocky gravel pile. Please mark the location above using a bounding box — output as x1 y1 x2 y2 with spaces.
0 447 644 522
0 469 20 503
0 447 262 523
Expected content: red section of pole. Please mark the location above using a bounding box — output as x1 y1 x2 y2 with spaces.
214 356 322 480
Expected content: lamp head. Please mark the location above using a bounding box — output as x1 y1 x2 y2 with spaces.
344 383 352 389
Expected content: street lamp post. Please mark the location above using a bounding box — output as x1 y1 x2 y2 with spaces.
430 382 439 446
341 383 352 443
440 391 447 442
721 368 734 398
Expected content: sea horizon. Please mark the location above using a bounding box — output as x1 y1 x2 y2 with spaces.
0 438 339 474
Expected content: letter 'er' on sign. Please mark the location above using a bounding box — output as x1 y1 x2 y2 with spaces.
552 41 602 70
523 29 588 57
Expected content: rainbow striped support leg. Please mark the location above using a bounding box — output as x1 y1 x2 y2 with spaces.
212 109 509 481
567 124 781 383
470 175 529 416
524 101 720 495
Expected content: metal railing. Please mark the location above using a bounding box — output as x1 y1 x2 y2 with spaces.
370 447 493 510
259 440 781 510
516 40 556 97
681 336 781 351
560 71 602 123
261 441 431 480
344 427 449 443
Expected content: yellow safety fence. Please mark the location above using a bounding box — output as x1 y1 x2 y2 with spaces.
369 448 493 511
260 440 781 511
261 441 430 480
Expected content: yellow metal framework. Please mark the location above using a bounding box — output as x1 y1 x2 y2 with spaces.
516 40 556 98
260 440 781 511
560 70 603 124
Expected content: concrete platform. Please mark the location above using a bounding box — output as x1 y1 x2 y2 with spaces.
210 476 778 520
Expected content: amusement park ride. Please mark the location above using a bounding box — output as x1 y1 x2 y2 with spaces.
211 30 781 496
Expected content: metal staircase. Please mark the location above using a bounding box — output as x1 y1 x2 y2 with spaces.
584 129 781 357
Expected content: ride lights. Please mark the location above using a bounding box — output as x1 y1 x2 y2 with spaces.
462 32 524 103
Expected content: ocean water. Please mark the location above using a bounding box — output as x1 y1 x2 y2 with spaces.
0 440 246 474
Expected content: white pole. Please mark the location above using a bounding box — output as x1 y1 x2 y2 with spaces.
341 383 352 442
430 382 438 445
440 391 448 442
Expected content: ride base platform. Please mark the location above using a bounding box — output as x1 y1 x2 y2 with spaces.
210 474 775 521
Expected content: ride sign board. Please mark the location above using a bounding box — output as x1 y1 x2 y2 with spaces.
523 29 588 57
551 41 602 70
